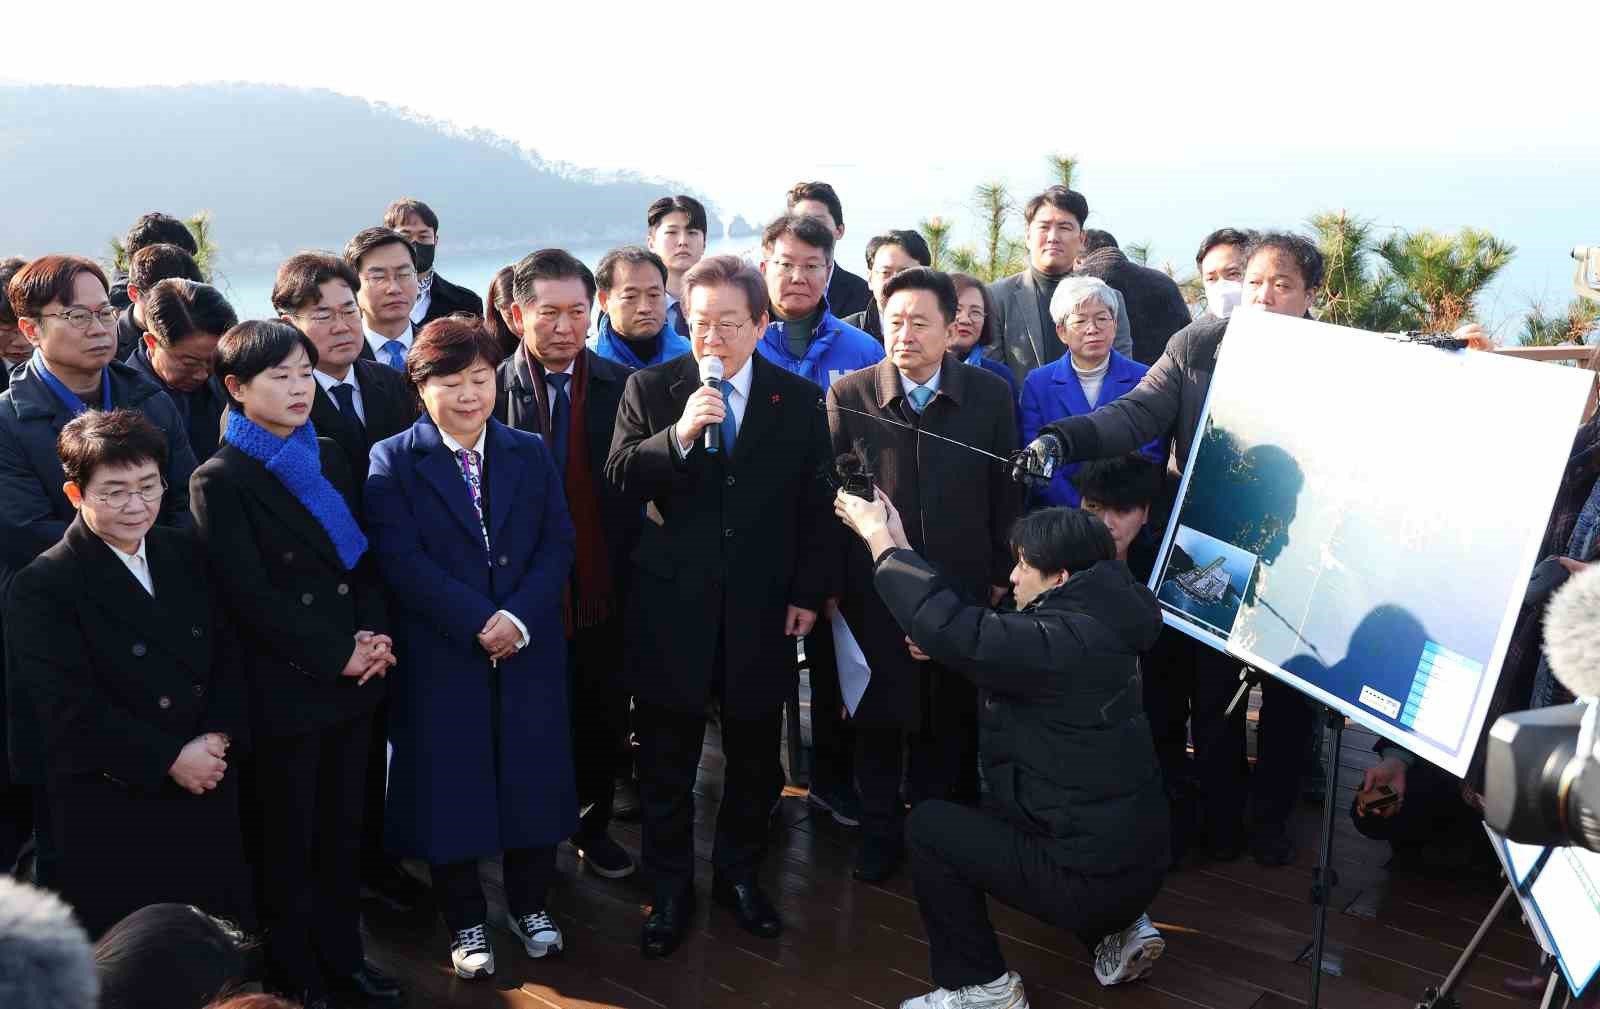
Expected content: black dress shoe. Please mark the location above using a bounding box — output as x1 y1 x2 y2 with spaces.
711 880 782 939
641 891 695 958
327 962 404 1006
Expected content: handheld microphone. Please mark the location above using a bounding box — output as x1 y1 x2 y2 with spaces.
699 356 724 454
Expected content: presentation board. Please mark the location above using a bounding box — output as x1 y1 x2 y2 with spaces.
1151 311 1592 777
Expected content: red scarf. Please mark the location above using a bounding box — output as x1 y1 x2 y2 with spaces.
526 349 614 634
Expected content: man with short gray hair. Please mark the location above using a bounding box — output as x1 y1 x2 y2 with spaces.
0 876 98 1009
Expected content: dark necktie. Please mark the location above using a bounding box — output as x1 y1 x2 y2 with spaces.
546 372 571 477
330 382 364 432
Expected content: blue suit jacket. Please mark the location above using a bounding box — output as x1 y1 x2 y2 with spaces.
1020 350 1160 508
365 415 578 862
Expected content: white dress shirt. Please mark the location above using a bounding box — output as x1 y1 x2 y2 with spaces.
363 321 415 363
314 367 366 425
673 354 753 457
109 538 154 596
439 425 529 651
899 365 944 403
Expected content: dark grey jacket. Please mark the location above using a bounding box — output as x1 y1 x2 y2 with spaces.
1042 314 1227 480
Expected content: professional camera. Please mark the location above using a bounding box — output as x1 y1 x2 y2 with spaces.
1485 558 1600 852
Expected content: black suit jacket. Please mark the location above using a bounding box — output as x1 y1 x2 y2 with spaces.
189 440 388 738
827 356 1021 727
1077 248 1195 366
495 347 640 584
309 360 418 489
826 266 872 320
418 272 484 326
606 353 835 717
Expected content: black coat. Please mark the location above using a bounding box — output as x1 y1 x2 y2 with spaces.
873 550 1171 874
189 440 388 739
826 356 1020 727
124 344 228 462
843 301 882 342
308 360 418 490
1077 248 1195 367
418 272 485 326
1 360 198 782
606 353 835 717
496 346 640 584
5 519 251 935
827 266 872 320
114 306 143 363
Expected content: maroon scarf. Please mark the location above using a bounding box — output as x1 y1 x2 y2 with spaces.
525 348 614 634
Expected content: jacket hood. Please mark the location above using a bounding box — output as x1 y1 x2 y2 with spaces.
1041 559 1164 653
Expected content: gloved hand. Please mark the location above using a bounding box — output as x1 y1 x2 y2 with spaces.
1012 432 1063 486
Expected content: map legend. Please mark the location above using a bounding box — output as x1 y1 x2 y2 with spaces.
1399 642 1484 751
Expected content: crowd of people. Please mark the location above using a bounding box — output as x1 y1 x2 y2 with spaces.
0 179 1576 1009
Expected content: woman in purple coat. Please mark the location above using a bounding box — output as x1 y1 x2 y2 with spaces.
364 317 576 981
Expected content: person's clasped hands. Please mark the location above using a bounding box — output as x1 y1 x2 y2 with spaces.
343 630 397 685
169 731 231 795
478 612 522 663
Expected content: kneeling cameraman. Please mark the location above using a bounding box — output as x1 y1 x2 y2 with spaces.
835 491 1170 1009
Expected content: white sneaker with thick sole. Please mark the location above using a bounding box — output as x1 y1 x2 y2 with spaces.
900 970 1030 1008
450 923 495 979
504 909 564 958
1093 913 1164 986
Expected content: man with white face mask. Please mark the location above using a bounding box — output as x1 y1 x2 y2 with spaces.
1195 228 1255 320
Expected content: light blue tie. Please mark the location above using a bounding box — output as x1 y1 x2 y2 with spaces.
908 386 934 413
718 380 738 454
381 339 406 371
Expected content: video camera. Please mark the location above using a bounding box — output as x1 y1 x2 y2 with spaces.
1485 556 1600 852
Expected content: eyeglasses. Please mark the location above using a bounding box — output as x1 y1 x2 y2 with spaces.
688 318 755 340
86 479 167 510
35 307 120 332
1067 313 1116 332
768 260 828 280
297 306 362 325
956 306 986 322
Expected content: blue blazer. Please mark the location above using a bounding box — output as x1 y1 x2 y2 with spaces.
365 415 578 863
1020 350 1159 508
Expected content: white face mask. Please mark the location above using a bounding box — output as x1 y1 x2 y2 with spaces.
1205 280 1243 319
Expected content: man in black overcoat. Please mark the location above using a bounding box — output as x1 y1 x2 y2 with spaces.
606 255 834 958
497 249 641 878
826 268 1019 883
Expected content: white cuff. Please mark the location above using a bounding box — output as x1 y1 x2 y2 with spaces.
672 429 694 459
497 609 529 650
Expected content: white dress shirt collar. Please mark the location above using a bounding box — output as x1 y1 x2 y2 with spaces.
108 537 154 596
899 365 944 400
363 320 414 360
314 367 366 424
439 425 488 458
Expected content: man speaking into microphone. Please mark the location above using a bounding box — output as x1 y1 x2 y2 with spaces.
606 255 836 958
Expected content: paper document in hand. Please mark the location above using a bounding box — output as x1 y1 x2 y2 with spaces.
830 613 872 716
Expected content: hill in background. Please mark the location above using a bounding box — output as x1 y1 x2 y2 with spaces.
0 82 721 269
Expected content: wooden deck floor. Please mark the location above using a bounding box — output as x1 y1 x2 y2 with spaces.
357 713 1538 1009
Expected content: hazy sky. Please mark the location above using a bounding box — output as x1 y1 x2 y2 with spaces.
7 1 1599 328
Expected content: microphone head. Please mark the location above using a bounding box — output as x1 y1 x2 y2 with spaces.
1545 562 1600 698
699 355 724 383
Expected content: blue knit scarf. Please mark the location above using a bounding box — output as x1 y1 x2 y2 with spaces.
594 315 691 370
223 411 368 570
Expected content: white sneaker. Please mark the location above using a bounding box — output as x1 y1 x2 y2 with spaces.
1093 913 1164 986
900 971 1029 1008
503 908 564 958
450 923 495 979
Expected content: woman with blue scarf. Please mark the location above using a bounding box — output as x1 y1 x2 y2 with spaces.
189 320 402 1009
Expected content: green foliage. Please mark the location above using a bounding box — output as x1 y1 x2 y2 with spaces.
1520 298 1600 347
1126 241 1153 266
919 216 955 271
1047 153 1079 190
105 211 218 282
1376 227 1514 333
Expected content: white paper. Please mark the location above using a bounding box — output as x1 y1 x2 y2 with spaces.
830 612 872 717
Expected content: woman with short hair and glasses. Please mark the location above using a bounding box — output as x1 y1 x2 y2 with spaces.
5 409 252 937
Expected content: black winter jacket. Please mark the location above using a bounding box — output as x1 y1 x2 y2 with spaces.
873 549 1171 874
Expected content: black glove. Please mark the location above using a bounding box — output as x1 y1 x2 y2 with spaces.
1012 432 1063 486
